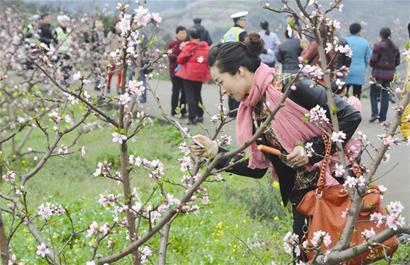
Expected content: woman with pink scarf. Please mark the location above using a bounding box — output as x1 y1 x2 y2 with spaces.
191 33 362 240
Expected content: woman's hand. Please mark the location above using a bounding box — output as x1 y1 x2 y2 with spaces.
191 135 218 159
287 146 309 168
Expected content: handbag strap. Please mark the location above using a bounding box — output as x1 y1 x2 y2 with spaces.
316 132 333 192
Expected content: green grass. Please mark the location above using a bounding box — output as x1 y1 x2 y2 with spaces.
1 121 409 264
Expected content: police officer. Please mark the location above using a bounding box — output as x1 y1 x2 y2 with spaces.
222 11 248 117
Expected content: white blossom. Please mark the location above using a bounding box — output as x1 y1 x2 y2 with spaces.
283 232 301 257
112 132 127 144
307 105 329 124
128 80 145 97
325 43 333 54
119 92 131 105
334 163 345 177
118 15 131 35
336 44 352 57
331 131 346 144
72 71 81 81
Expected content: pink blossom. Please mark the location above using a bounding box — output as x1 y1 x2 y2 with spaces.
99 223 110 235
387 201 404 215
378 185 387 193
403 48 410 60
202 195 209 205
178 156 192 172
86 221 99 238
178 143 191 156
361 228 376 240
166 194 181 207
311 230 332 248
98 194 120 207
217 134 232 146
129 155 143 167
57 145 68 156
37 203 65 219
386 214 405 230
36 243 49 257
128 80 144 97
151 13 162 26
72 71 81 81
370 212 385 227
382 135 397 146
140 246 152 264
2 171 16 182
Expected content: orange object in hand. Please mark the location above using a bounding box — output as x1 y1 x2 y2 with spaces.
257 145 284 158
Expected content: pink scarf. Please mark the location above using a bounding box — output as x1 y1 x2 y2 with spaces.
237 63 356 186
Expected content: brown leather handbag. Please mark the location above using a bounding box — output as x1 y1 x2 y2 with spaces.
296 134 398 264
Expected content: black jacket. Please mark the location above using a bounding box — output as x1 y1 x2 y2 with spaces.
276 38 302 73
38 23 55 46
192 24 212 46
216 78 362 205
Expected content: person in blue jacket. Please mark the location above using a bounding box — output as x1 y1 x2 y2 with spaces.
344 23 372 99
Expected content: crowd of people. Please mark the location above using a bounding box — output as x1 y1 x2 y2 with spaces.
167 12 402 127
21 13 148 100
19 11 403 127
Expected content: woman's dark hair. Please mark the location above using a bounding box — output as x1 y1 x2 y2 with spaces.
189 28 200 39
175 26 186 34
111 17 120 33
349 23 361 35
260 20 270 35
208 32 264 75
380 27 391 39
40 13 49 20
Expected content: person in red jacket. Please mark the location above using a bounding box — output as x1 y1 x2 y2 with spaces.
168 26 188 118
176 28 211 125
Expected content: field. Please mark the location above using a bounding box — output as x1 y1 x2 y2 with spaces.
2 119 409 264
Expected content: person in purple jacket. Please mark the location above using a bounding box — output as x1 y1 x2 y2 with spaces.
167 26 188 118
368 27 400 123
